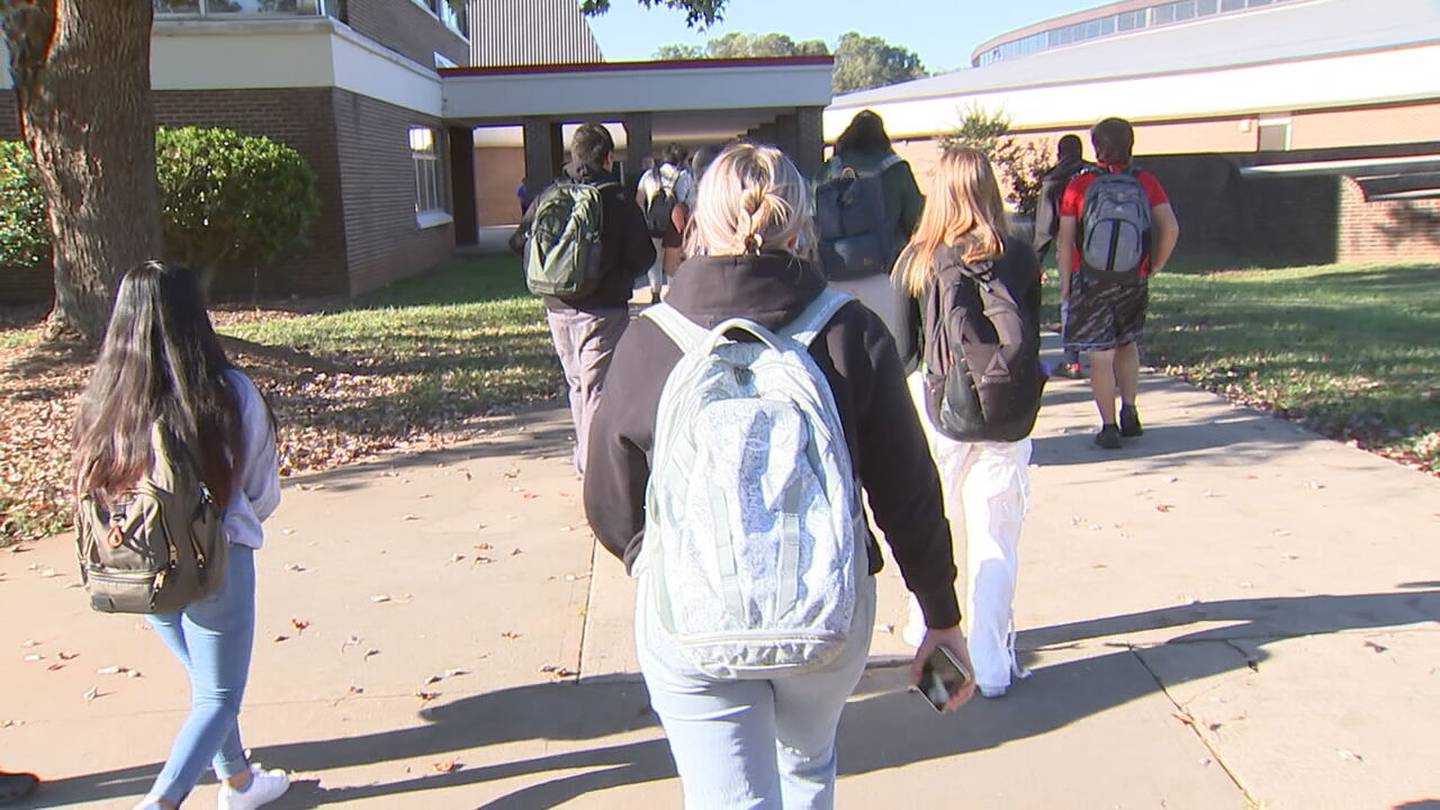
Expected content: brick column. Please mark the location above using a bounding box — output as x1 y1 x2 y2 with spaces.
447 125 478 245
795 106 825 179
522 116 558 190
623 112 653 187
773 112 800 161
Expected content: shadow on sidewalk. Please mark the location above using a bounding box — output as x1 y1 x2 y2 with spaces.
26 590 1438 808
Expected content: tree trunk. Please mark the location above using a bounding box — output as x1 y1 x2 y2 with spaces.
3 0 160 343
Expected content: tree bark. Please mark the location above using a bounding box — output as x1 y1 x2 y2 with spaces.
3 0 160 343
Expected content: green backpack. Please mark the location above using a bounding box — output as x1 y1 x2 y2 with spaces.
75 422 228 614
524 180 614 299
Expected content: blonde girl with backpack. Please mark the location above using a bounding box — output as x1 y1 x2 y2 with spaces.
585 142 975 808
895 148 1044 699
73 262 289 810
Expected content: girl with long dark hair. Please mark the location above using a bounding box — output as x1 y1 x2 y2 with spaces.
73 262 289 810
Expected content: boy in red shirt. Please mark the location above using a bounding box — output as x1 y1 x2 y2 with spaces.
1058 118 1181 449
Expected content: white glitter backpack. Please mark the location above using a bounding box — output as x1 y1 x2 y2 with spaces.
639 288 863 679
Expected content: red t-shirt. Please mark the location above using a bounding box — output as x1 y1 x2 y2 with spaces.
1060 162 1169 276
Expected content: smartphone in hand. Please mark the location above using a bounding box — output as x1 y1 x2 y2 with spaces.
916 644 973 712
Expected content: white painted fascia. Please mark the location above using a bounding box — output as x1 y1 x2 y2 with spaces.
825 43 1440 140
0 17 444 115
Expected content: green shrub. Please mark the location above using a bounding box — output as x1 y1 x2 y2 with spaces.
156 127 320 282
0 141 51 270
940 105 1051 216
0 128 321 283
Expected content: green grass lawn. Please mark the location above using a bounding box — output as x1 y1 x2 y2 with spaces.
1141 263 1440 472
220 254 562 421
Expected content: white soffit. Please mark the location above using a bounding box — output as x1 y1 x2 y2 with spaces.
147 18 443 117
442 61 835 121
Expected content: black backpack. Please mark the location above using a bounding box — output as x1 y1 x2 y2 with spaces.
815 154 902 280
644 168 680 237
921 256 1047 443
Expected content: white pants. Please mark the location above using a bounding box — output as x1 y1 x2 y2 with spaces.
907 374 1032 693
828 274 909 359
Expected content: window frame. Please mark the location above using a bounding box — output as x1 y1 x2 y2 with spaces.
409 126 452 228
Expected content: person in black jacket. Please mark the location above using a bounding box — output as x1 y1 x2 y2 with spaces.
584 142 973 807
510 124 655 476
1034 134 1093 379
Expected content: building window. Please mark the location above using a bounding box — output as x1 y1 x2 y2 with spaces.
155 0 325 15
410 0 468 39
1258 118 1291 151
410 127 448 221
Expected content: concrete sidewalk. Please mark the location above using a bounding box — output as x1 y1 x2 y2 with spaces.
3 351 1438 809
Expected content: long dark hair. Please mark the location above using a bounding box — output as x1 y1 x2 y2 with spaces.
835 109 893 156
74 261 243 508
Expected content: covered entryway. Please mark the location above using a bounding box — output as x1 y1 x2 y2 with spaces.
440 56 835 239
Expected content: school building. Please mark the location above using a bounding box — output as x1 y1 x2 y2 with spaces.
0 1 833 303
826 0 1440 264
1 0 1433 306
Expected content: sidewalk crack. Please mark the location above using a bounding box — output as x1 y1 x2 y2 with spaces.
1127 644 1259 807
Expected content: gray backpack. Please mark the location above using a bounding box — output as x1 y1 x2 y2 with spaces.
524 180 614 299
815 154 903 280
638 289 863 679
1079 168 1152 286
76 422 227 614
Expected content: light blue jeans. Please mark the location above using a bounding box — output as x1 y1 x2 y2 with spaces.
638 569 877 809
146 545 256 806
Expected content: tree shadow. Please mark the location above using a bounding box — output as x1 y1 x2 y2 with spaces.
26 590 1437 808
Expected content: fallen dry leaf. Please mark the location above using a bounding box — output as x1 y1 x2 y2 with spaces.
500 632 521 640
273 635 290 643
1363 640 1389 654
370 594 392 604
82 687 101 702
432 759 460 774
59 651 79 661
415 690 440 702
1156 504 1175 513
474 543 492 551
364 648 381 662
291 618 310 634
46 663 64 672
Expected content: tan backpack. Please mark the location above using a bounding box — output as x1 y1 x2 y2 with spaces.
76 422 228 614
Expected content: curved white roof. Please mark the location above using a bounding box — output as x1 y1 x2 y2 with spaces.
832 0 1440 109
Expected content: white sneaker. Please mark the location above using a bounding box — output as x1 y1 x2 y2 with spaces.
217 764 290 810
133 799 165 810
979 684 1008 699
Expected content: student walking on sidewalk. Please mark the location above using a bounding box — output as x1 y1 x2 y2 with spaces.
896 148 1047 699
1058 117 1181 449
585 143 974 809
815 110 925 358
72 262 288 810
511 124 656 476
1034 134 1093 380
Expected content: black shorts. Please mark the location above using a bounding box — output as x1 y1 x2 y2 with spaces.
1063 275 1148 352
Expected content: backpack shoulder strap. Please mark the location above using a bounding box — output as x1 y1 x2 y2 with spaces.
877 153 904 173
640 303 709 354
780 288 855 348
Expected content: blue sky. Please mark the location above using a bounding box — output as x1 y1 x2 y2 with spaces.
586 0 1099 73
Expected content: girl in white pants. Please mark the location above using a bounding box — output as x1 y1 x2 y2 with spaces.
893 147 1043 699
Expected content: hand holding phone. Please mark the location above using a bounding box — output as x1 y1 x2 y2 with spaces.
910 626 977 713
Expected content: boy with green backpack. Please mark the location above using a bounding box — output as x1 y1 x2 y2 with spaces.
510 123 656 476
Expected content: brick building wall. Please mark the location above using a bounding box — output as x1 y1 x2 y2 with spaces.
474 146 525 226
344 0 469 68
1335 177 1440 263
153 88 351 298
333 89 454 295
